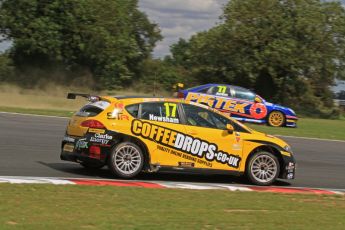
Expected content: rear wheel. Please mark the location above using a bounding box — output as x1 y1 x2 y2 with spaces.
108 142 144 179
267 111 285 127
246 151 280 186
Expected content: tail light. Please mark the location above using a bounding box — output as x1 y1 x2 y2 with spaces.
81 120 105 129
177 91 185 98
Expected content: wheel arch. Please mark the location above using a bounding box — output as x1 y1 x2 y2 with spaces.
245 144 284 177
266 109 286 126
108 134 151 171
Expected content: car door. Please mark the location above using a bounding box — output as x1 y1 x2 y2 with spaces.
137 101 187 166
209 85 247 117
230 86 267 120
180 103 245 171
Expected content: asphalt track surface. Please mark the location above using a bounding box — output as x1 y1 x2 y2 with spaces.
1 113 344 189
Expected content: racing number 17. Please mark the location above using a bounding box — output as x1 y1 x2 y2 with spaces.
164 103 177 117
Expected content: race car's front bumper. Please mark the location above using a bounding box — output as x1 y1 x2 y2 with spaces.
285 115 298 128
279 152 296 180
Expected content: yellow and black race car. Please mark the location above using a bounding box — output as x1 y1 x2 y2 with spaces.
61 93 296 185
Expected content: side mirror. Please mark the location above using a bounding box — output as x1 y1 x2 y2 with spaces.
226 123 234 134
254 95 263 103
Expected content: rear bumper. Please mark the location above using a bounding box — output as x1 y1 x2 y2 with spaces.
61 134 109 164
60 150 106 164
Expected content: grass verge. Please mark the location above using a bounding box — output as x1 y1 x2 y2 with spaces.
0 106 74 117
0 184 344 230
248 118 345 140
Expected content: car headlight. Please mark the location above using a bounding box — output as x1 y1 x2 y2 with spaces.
284 145 293 153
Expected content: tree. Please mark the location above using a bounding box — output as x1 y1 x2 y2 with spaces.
336 90 345 100
0 0 162 88
139 58 190 94
0 52 14 81
169 0 345 115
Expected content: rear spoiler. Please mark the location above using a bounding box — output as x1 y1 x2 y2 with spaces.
67 93 100 102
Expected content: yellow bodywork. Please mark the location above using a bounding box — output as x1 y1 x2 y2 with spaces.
67 96 292 173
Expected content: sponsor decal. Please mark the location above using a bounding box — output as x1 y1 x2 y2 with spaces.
148 114 179 123
106 102 129 120
63 136 75 143
287 173 294 179
107 110 129 120
114 102 125 109
132 119 241 168
157 145 212 167
63 143 74 152
250 103 267 119
75 138 88 150
88 128 105 134
235 132 241 142
215 86 229 96
185 92 267 119
90 133 113 145
233 132 242 150
147 102 180 123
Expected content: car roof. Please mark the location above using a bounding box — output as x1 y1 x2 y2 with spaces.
186 83 250 90
112 95 164 100
101 95 182 103
185 84 256 94
100 95 252 133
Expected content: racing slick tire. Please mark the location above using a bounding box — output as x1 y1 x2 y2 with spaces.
108 142 144 179
80 162 105 169
246 151 280 186
267 111 285 127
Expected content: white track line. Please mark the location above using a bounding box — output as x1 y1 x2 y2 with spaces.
0 176 344 194
0 111 69 119
276 135 345 143
1 111 344 142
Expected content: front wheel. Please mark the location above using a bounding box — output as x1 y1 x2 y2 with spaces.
108 142 144 179
246 151 280 186
267 111 285 127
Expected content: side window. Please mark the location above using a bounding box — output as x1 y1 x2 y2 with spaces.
76 100 110 117
141 102 180 124
182 104 248 132
198 87 210 93
182 104 228 129
125 104 139 118
231 86 255 101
